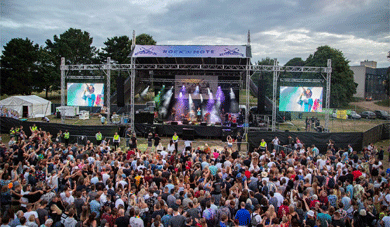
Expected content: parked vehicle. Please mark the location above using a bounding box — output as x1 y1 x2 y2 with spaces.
360 111 376 119
374 110 390 120
365 96 372 101
347 111 361 119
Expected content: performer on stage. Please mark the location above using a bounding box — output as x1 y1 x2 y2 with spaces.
171 107 176 121
189 110 195 122
197 107 202 122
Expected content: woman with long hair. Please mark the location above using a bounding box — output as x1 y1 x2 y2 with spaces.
83 212 97 227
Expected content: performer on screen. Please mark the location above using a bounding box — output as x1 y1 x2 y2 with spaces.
83 84 96 106
297 87 313 112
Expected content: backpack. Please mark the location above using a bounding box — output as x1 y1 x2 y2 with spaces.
327 176 335 189
250 213 259 227
267 182 276 193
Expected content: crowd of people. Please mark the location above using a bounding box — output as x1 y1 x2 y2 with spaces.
0 106 19 119
0 124 389 227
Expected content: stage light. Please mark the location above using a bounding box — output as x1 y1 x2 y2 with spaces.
230 88 236 100
179 92 183 98
200 94 203 103
162 85 165 88
140 86 150 98
193 85 199 95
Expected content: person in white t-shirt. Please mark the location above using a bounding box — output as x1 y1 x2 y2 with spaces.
317 156 327 170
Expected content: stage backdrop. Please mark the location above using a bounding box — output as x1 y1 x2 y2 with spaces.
174 75 218 100
279 86 323 112
67 83 105 107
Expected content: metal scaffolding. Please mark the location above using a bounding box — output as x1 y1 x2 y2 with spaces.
60 57 112 124
249 59 332 132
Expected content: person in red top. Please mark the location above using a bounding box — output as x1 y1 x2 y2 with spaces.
278 200 290 218
352 168 362 181
309 195 320 208
101 206 115 227
318 190 329 207
127 148 135 160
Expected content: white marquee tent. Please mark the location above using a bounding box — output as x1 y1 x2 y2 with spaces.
0 95 52 118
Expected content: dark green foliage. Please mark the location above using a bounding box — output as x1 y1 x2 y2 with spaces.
1 38 39 95
305 46 357 108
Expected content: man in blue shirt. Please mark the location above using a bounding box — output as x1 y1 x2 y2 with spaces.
90 195 101 218
235 202 250 227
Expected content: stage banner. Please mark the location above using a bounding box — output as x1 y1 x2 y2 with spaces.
132 45 247 58
67 83 105 107
279 86 323 112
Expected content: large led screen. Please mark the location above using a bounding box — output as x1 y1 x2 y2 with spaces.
279 86 323 112
67 83 105 107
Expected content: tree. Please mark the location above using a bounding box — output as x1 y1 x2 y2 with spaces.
99 33 157 94
305 45 357 108
285 57 305 66
45 28 97 65
36 47 59 98
135 33 157 45
98 33 157 64
0 38 39 95
99 36 132 64
251 57 276 98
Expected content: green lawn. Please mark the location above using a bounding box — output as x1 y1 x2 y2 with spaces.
375 99 390 107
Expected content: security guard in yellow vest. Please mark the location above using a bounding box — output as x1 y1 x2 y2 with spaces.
30 124 38 132
259 139 267 152
172 132 179 153
14 127 21 142
113 132 120 150
63 130 70 147
9 127 15 138
96 131 103 145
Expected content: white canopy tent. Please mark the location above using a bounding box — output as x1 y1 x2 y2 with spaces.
0 95 52 118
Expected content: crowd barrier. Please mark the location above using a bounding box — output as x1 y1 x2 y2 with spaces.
1 117 388 153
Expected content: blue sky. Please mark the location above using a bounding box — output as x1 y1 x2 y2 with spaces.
1 0 389 67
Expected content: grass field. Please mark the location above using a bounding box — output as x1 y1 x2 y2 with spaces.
375 99 390 107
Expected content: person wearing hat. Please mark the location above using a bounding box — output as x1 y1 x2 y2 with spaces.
304 210 316 227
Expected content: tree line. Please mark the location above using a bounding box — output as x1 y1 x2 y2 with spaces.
1 28 156 98
1 28 361 107
252 46 358 108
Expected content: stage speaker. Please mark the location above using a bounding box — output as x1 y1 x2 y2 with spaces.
201 122 207 126
117 77 125 107
171 121 178 125
183 119 189 125
257 79 266 114
231 123 237 128
135 113 154 124
215 122 221 125
183 128 194 140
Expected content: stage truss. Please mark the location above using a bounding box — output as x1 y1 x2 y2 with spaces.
60 35 332 136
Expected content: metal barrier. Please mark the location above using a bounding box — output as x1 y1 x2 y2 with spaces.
61 136 249 153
